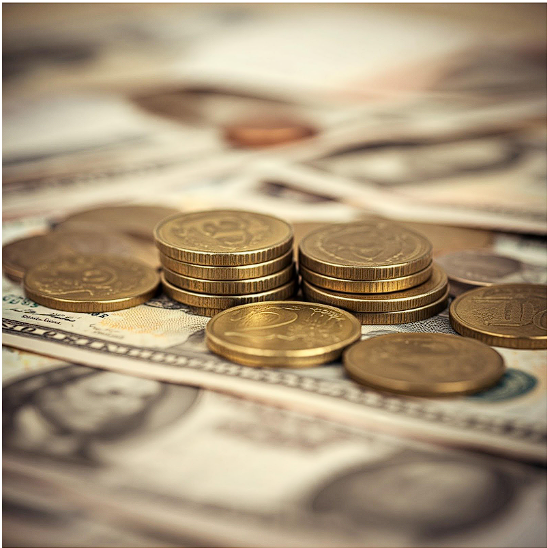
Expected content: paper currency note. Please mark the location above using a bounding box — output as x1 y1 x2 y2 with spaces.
3 278 545 462
3 364 546 547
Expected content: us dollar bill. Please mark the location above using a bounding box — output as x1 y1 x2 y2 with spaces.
3 278 546 462
3 362 546 547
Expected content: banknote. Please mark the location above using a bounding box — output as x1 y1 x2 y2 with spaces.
3 363 547 547
3 277 546 462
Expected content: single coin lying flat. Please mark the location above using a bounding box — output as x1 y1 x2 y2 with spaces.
24 254 160 312
206 301 361 367
450 284 547 349
343 332 505 396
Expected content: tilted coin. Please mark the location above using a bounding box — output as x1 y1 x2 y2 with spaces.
3 229 157 282
155 210 293 265
352 289 449 324
343 333 505 396
224 118 316 148
206 301 361 367
163 264 295 295
450 284 547 349
24 255 160 312
160 249 293 280
301 264 447 312
161 273 297 308
58 205 181 241
299 219 432 280
299 262 433 294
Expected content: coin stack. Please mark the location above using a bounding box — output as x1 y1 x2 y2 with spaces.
154 210 299 315
299 220 449 324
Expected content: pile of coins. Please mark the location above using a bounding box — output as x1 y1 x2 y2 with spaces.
3 205 180 312
299 219 449 324
154 210 299 315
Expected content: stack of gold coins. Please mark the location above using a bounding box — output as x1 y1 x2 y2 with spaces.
299 219 449 324
154 210 298 315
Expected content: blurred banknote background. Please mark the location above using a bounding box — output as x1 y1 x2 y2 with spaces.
2 3 547 547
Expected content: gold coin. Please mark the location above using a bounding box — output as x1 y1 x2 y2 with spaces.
3 229 158 282
59 205 181 241
187 306 224 317
299 262 433 293
24 255 160 312
301 264 447 312
343 333 505 396
160 249 293 280
450 284 547 349
206 301 361 367
155 210 293 265
223 118 316 148
299 219 432 280
352 289 449 324
161 273 297 308
163 264 295 295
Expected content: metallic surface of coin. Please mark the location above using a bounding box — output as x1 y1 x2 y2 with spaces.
343 333 505 396
161 273 297 308
436 250 523 286
301 264 447 312
299 262 433 293
224 119 316 148
163 264 295 295
450 284 547 349
3 230 157 282
59 205 181 241
187 306 224 317
353 289 449 324
155 210 293 265
24 255 160 312
160 249 293 280
299 220 432 279
206 301 361 367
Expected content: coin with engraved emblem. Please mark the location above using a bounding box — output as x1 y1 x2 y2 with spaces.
3 229 158 282
160 249 293 280
155 210 293 265
343 333 505 396
161 273 297 309
299 220 432 280
302 264 447 312
163 263 295 295
58 205 181 241
450 284 547 349
299 262 433 293
24 255 160 312
206 301 361 367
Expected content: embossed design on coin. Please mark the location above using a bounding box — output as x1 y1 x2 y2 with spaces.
155 210 293 265
2 230 148 282
206 301 361 367
299 220 432 279
343 333 505 396
24 255 160 312
450 284 547 349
